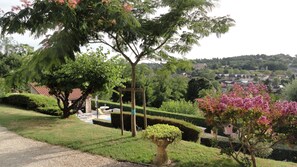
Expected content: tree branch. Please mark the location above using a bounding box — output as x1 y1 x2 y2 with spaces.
118 34 139 58
151 34 172 53
69 88 92 112
132 41 140 55
110 33 133 64
56 98 63 111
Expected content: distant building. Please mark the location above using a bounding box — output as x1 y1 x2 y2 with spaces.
29 83 91 113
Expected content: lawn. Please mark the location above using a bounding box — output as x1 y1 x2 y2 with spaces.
0 104 296 167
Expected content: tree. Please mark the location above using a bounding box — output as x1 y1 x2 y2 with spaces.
186 77 212 102
1 0 234 136
0 37 34 93
150 58 191 107
112 63 155 106
198 83 297 167
272 77 280 88
38 50 124 118
0 37 34 77
282 79 297 102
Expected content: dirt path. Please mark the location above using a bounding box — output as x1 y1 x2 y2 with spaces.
0 126 148 167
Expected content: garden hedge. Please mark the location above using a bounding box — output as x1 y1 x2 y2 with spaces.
93 119 113 128
110 112 203 142
92 100 213 132
2 93 61 116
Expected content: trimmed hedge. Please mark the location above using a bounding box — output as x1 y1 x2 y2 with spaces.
92 100 213 132
2 93 61 116
93 119 113 128
36 106 61 116
110 112 203 142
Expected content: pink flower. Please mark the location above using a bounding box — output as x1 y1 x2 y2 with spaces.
274 101 297 115
258 116 270 125
56 0 65 3
123 3 133 12
218 102 227 111
20 0 32 8
11 6 21 12
68 0 80 8
51 0 80 8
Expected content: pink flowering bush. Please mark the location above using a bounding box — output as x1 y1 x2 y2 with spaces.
197 83 297 167
51 0 81 9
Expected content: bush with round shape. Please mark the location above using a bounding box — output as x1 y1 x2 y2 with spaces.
143 124 182 166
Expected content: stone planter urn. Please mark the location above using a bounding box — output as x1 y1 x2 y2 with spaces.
143 124 182 166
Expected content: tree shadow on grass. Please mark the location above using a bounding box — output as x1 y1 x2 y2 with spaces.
77 135 141 152
0 112 61 132
173 157 238 167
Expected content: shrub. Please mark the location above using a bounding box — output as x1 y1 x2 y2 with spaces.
2 93 61 116
93 119 113 127
198 83 297 167
110 112 203 142
282 79 297 101
160 100 202 116
143 124 182 142
92 100 212 132
143 124 182 166
36 106 62 116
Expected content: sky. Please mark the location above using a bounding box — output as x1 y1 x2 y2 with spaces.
1 0 297 59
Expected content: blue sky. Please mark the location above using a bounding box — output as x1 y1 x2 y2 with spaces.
1 0 297 59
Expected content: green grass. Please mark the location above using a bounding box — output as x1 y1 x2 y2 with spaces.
0 104 296 167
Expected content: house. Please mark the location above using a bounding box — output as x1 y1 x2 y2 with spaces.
29 83 92 113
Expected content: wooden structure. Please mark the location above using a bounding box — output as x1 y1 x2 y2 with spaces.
118 88 147 135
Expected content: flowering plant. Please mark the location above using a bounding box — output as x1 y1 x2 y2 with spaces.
198 83 296 167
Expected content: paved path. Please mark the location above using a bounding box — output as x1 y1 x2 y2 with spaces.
0 126 148 167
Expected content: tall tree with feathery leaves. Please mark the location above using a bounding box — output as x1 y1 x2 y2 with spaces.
0 0 234 136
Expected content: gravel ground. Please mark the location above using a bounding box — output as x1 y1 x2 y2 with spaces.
0 126 149 167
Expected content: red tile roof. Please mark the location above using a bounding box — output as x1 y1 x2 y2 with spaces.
29 83 82 100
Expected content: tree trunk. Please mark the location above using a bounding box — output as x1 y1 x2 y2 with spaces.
153 139 171 166
251 153 257 167
131 64 137 137
61 109 71 119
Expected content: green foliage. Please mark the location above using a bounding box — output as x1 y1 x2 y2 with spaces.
194 54 292 71
2 93 61 116
36 49 125 118
143 124 182 142
112 60 190 108
92 119 113 128
0 78 8 97
160 100 199 115
36 106 62 116
0 105 296 166
110 112 202 142
0 37 34 76
1 0 233 135
282 79 297 101
93 100 211 131
1 0 233 72
187 77 212 101
149 60 190 107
